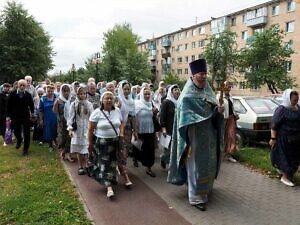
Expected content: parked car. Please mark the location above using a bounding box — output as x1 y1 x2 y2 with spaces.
232 96 279 147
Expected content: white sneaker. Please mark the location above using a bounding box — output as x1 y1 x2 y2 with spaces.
228 156 237 163
3 142 7 147
280 177 295 187
107 189 114 198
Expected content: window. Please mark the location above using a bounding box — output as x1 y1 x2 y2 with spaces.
171 47 175 52
287 61 292 72
192 29 197 36
232 99 247 114
198 40 205 47
191 42 196 48
272 5 279 16
177 69 182 75
287 0 296 12
185 43 189 50
199 26 205 34
239 81 246 90
171 58 175 64
184 68 189 74
285 40 293 50
191 55 195 61
198 54 203 59
254 27 264 34
242 14 246 23
177 57 183 63
186 31 189 38
241 31 248 41
185 56 189 63
177 44 183 52
178 32 183 40
231 17 236 26
286 21 295 32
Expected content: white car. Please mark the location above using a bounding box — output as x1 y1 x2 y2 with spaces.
232 96 279 147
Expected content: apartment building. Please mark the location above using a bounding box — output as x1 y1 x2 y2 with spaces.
138 0 299 95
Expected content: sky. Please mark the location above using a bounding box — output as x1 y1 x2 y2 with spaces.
0 0 269 75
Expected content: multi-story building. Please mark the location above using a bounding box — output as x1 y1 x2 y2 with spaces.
138 0 299 95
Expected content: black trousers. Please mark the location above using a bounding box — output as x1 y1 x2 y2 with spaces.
13 118 31 151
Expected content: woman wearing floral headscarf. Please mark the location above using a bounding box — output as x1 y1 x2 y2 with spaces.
68 87 94 175
133 86 157 177
269 89 300 187
53 84 73 162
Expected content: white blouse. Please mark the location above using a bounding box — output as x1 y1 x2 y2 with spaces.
89 108 122 138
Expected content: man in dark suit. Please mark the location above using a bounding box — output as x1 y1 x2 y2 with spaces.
0 83 11 145
7 79 34 155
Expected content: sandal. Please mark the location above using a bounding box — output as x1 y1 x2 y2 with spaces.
107 189 114 198
78 167 85 175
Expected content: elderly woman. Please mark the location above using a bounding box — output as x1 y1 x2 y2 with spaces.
117 80 135 186
133 87 157 177
68 87 93 175
88 91 125 199
53 84 73 162
32 88 44 144
39 84 57 151
159 84 180 169
269 89 300 187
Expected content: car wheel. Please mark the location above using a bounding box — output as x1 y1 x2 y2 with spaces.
236 130 244 149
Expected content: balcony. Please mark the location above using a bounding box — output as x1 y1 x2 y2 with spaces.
246 36 257 45
211 17 229 34
162 64 170 73
161 38 171 47
161 52 171 59
246 16 267 27
151 65 156 72
149 50 157 61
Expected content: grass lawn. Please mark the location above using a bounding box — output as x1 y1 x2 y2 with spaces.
234 146 300 183
0 140 91 225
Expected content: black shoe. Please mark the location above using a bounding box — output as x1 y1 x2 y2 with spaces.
22 149 28 156
16 140 22 149
146 169 156 177
193 203 206 211
133 159 139 167
160 160 166 169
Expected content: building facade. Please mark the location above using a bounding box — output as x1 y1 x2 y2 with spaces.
138 0 299 95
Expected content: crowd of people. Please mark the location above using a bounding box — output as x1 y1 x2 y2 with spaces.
0 58 299 211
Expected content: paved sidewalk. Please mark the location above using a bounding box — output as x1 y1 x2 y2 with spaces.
64 154 300 225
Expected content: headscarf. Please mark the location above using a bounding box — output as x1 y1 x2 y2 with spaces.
75 86 89 115
59 84 71 103
118 81 135 121
100 91 115 103
281 89 293 109
135 87 152 114
166 84 179 107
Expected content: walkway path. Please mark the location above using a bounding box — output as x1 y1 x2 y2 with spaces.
64 150 300 225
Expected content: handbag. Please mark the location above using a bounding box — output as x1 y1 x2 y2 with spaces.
72 103 77 131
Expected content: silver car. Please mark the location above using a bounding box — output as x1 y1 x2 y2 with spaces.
231 96 279 147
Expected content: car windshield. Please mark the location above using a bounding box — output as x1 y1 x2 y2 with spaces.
245 98 279 114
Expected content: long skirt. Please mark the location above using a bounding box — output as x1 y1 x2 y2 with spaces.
271 134 300 180
57 119 70 153
224 115 237 154
90 137 119 187
118 116 134 176
133 133 155 168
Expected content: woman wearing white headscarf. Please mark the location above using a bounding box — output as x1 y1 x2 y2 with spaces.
269 89 300 187
68 87 94 175
133 86 157 177
88 91 125 198
159 84 180 169
53 84 73 161
117 80 136 186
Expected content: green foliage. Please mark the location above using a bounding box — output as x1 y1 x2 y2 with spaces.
101 23 152 83
0 140 91 224
238 26 295 93
204 30 238 90
163 73 186 90
0 1 54 83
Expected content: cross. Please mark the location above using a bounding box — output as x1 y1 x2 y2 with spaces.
217 82 230 105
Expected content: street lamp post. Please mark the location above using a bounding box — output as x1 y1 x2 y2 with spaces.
93 52 101 82
71 64 76 82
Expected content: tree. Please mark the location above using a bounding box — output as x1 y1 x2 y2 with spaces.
0 1 54 83
101 23 152 84
204 30 238 90
238 26 295 93
163 73 186 90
